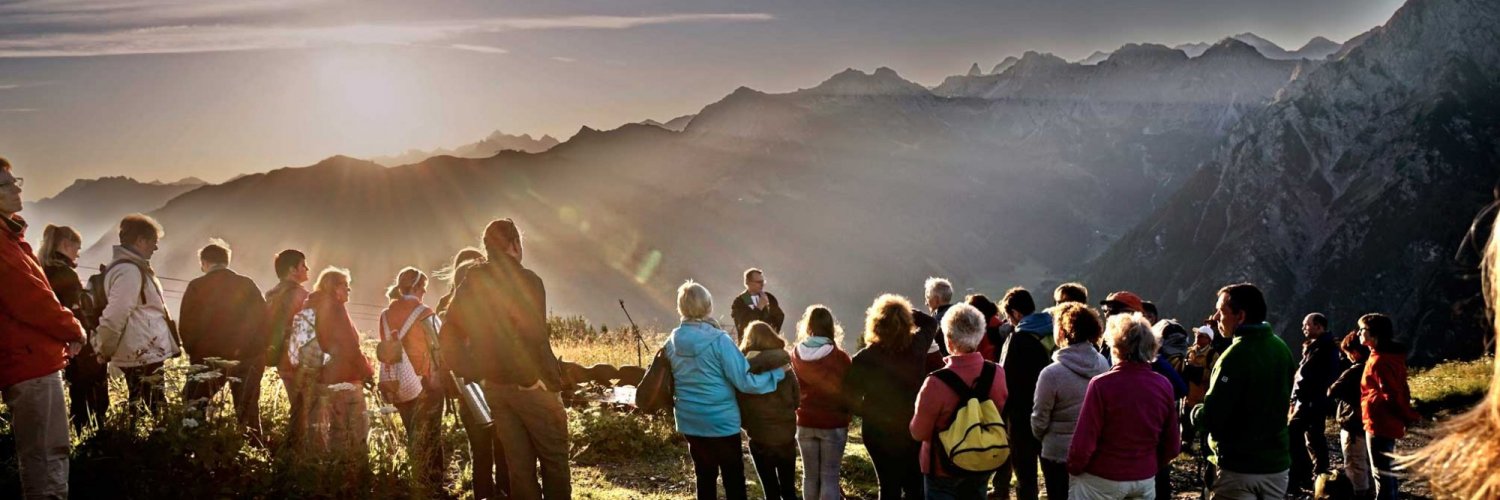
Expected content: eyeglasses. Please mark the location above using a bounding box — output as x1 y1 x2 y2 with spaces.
0 177 22 189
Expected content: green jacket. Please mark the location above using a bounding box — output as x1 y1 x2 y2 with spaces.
1191 323 1294 474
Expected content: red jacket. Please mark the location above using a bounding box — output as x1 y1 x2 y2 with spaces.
791 341 852 429
1362 351 1422 439
179 267 267 363
311 291 374 384
1066 361 1180 481
0 215 85 388
911 353 1009 476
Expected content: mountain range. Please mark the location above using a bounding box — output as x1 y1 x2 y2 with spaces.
369 131 560 167
30 0 1500 363
23 176 207 247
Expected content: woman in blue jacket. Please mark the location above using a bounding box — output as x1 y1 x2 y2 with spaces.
667 280 786 500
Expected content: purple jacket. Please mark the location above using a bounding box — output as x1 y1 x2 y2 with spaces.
1067 361 1180 481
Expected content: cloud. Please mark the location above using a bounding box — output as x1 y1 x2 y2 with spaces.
1 108 40 113
551 56 576 63
0 11 776 58
450 43 507 55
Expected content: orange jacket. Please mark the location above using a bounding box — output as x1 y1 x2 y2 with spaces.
0 215 85 388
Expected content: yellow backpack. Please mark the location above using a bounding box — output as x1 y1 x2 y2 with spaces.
930 363 1010 474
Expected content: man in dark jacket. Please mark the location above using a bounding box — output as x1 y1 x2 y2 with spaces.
926 277 956 356
731 267 786 343
179 240 268 435
441 218 570 499
996 287 1051 500
0 159 86 499
1288 312 1340 492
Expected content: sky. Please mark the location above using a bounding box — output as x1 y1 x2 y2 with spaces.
0 0 1405 198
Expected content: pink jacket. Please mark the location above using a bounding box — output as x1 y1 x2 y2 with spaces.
1067 361 1180 481
910 352 1008 476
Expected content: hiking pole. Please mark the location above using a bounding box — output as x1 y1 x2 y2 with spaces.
619 300 643 367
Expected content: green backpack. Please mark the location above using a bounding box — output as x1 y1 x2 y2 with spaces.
930 363 1010 475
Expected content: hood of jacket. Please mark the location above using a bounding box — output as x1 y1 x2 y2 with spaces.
1017 311 1053 334
746 348 791 374
797 342 835 361
1056 342 1110 379
671 320 726 358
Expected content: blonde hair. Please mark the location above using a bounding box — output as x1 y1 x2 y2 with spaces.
386 267 427 300
864 294 915 351
1409 216 1500 499
739 321 785 353
677 280 713 321
37 224 81 267
314 266 351 294
1106 313 1158 363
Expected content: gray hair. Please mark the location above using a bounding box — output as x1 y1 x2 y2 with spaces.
942 303 986 354
677 280 714 321
1106 312 1159 364
925 277 954 304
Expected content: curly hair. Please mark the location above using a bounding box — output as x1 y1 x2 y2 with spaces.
864 294 915 352
1054 302 1102 348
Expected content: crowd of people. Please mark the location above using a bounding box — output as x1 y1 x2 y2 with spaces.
1 153 1496 500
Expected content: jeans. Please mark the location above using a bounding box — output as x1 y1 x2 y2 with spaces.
396 390 445 485
749 438 798 500
926 472 993 500
1339 429 1372 495
64 350 109 433
458 393 508 499
1367 434 1398 500
686 434 748 500
1040 458 1069 500
121 361 166 417
3 371 70 500
1211 468 1288 500
1068 473 1153 499
995 421 1041 500
864 424 924 499
486 383 572 500
183 358 265 435
1289 414 1331 487
797 426 848 500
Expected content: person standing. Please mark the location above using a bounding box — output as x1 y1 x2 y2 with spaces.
378 267 445 486
94 213 181 417
738 321 802 500
1328 333 1373 499
308 267 374 466
925 277 956 356
793 305 854 500
732 268 786 343
1289 312 1340 492
441 218 572 499
436 248 509 499
910 304 1009 500
996 287 1051 500
1358 313 1422 500
38 224 109 433
179 239 268 437
0 158 87 499
1031 302 1109 500
1191 283 1295 499
845 294 935 500
264 249 313 452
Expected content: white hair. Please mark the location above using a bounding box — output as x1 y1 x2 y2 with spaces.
942 303 986 354
1106 312 1159 364
677 280 714 321
925 277 954 304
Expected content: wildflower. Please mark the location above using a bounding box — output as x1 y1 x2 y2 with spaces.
140 374 165 384
207 359 241 369
189 371 223 382
377 406 398 415
327 382 357 392
226 376 243 383
182 418 199 429
187 364 210 372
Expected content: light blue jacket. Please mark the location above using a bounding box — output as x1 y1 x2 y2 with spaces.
667 320 784 437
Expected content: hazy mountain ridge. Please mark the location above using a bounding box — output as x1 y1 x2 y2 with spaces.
24 176 207 247
1085 0 1500 363
369 131 561 167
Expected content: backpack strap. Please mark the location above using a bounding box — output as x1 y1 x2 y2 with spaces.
972 362 996 399
931 368 976 400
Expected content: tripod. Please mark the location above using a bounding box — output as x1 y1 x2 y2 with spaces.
619 300 646 367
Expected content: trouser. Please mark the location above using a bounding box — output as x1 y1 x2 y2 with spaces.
183 359 265 435
686 434 748 500
486 383 572 500
322 383 370 464
1367 434 1398 500
864 424 924 499
3 371 70 500
1340 429 1373 495
926 472 993 500
64 360 109 433
1068 473 1153 500
278 367 321 454
1040 458 1069 500
1211 468 1288 500
121 361 167 417
748 438 799 500
1289 414 1331 487
396 390 445 485
457 394 508 499
995 421 1041 500
1155 469 1172 500
797 426 848 500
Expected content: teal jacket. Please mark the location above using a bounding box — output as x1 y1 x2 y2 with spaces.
666 320 785 437
1191 323 1294 474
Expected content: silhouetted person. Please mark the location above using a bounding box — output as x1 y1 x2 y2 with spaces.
732 268 785 343
436 248 509 499
845 294 933 499
94 213 181 417
1288 312 1339 492
996 287 1051 500
264 249 312 452
39 224 108 433
378 268 444 486
180 239 268 438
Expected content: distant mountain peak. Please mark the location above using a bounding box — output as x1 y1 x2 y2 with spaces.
967 63 983 76
801 67 929 97
1103 43 1187 65
992 56 1020 74
1201 38 1266 59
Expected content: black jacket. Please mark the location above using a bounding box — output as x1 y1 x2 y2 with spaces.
179 268 267 362
1327 361 1366 432
931 303 955 356
1291 333 1341 420
440 256 562 390
1000 327 1051 427
738 348 799 445
845 324 936 433
731 291 785 341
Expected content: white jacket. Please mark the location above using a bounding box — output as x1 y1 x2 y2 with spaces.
92 246 180 368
